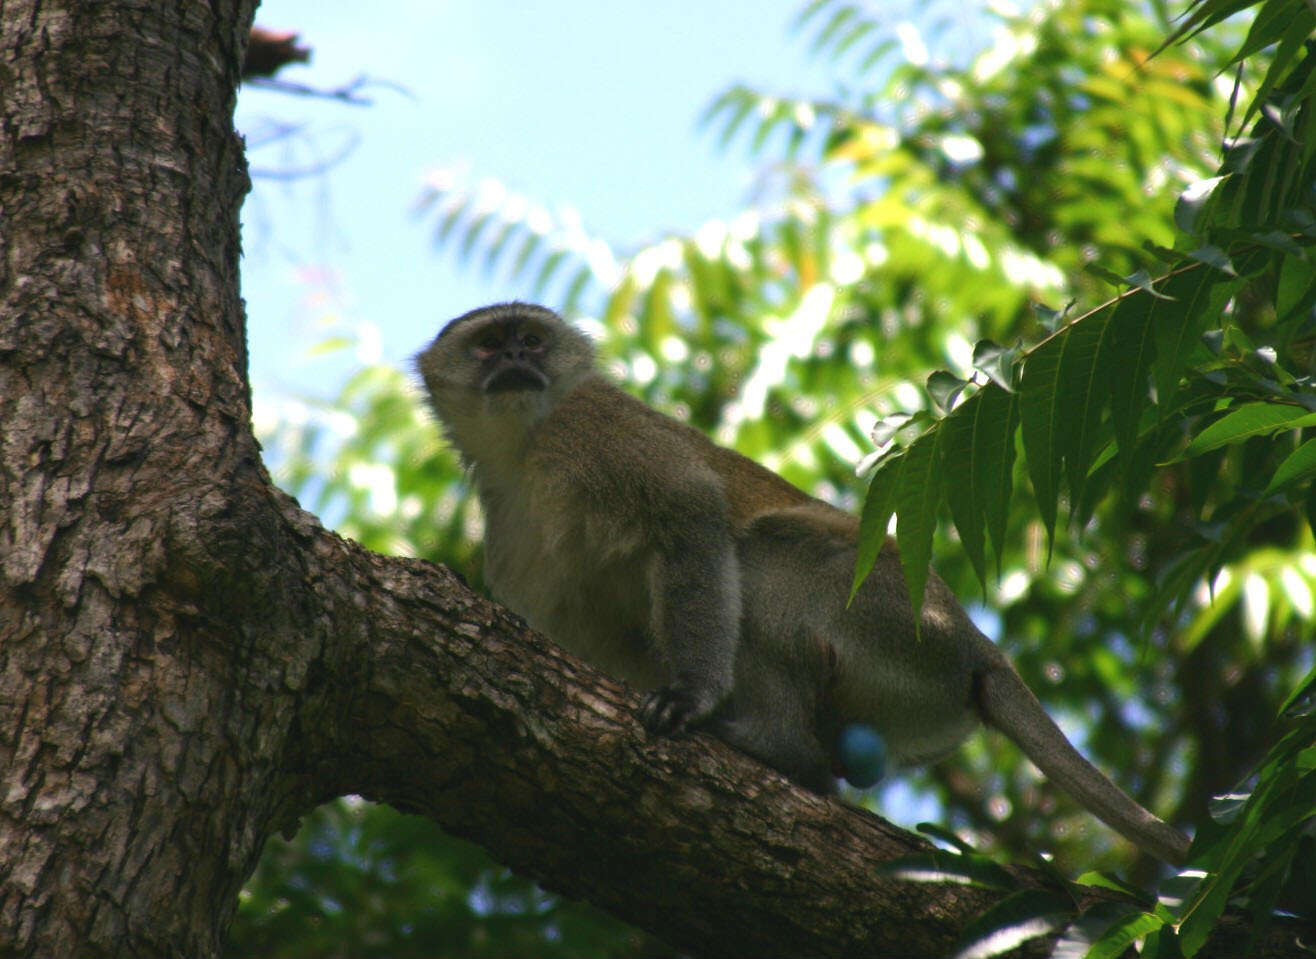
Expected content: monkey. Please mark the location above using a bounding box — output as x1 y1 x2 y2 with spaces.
416 301 1192 866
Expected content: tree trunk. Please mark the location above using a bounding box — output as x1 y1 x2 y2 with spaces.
0 2 1309 958
1 1 267 953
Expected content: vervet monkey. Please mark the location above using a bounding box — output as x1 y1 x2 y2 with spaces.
417 302 1192 866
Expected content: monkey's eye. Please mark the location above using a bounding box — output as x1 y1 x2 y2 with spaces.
473 333 502 358
521 332 543 349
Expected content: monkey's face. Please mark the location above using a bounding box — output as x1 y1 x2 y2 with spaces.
469 319 552 395
417 303 596 452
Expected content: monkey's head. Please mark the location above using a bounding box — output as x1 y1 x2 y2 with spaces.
416 303 596 460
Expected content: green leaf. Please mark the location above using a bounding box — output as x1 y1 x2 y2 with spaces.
1152 267 1236 407
942 383 1019 591
833 20 878 60
510 230 543 280
1081 909 1172 959
850 452 901 602
1242 826 1300 956
1156 0 1256 50
532 249 569 297
1242 10 1314 131
1125 269 1176 301
433 195 469 249
976 385 1019 576
810 4 859 54
1019 333 1065 551
1233 0 1307 64
1277 252 1316 322
943 400 987 590
859 38 896 72
1186 245 1238 276
1106 292 1157 456
305 336 356 358
1180 761 1316 954
927 370 969 412
1052 900 1154 959
953 889 1073 959
915 821 979 853
1075 871 1154 903
1083 263 1129 288
1058 306 1115 508
895 429 944 626
1176 402 1316 460
1265 438 1316 494
480 220 517 275
457 212 493 263
873 852 1015 890
792 0 832 30
562 266 593 315
972 340 1020 392
1175 176 1228 234
703 87 758 150
1279 665 1316 716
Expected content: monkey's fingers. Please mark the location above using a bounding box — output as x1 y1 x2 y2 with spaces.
640 683 712 736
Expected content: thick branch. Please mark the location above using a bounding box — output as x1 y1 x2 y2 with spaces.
271 496 1311 959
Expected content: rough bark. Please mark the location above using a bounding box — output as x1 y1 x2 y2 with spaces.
0 2 1311 958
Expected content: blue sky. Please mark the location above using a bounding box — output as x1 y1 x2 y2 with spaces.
236 1 852 399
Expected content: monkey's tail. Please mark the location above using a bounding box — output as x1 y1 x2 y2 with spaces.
976 665 1191 866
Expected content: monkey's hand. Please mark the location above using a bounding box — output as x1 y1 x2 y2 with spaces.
639 680 722 736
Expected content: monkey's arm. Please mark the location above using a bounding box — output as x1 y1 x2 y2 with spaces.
638 478 741 733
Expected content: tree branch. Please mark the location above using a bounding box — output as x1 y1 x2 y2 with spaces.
264 494 1021 957
255 492 1311 959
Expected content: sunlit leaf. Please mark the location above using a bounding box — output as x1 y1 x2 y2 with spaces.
972 340 1020 392
952 890 1073 959
1175 176 1228 234
873 852 1015 890
1079 909 1170 959
927 370 969 412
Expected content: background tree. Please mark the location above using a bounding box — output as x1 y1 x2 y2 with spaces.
242 0 1315 955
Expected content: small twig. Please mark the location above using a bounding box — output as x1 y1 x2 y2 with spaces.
244 74 414 107
248 131 361 180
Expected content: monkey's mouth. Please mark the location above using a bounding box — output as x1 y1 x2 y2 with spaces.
484 366 548 393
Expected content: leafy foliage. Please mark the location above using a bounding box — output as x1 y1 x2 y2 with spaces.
227 800 661 958
243 0 1316 955
841 3 1316 951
